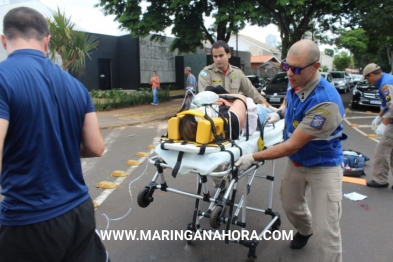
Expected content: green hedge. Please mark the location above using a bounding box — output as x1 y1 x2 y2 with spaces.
90 88 171 111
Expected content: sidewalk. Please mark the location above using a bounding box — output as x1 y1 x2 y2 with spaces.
97 98 184 129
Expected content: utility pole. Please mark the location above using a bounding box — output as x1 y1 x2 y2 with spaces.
236 34 238 57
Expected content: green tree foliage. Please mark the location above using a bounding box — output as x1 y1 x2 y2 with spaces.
347 0 393 72
47 8 99 74
95 0 258 54
333 52 353 71
320 65 329 72
335 29 373 69
251 0 350 58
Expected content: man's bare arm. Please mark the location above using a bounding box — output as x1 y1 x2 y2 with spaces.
80 112 105 158
0 118 9 173
252 127 315 161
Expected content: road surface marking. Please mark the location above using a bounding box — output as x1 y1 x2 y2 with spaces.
345 116 376 119
82 127 124 176
93 148 154 208
343 118 379 143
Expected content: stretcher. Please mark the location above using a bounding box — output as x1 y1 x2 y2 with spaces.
137 93 285 258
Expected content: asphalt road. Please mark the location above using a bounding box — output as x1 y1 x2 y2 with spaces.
1 90 392 261
84 90 393 262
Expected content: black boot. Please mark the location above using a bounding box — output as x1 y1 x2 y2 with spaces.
366 180 389 188
290 232 313 249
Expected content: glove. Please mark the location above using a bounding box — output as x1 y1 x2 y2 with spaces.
371 116 382 130
266 112 281 123
268 105 278 112
375 123 387 137
235 153 257 172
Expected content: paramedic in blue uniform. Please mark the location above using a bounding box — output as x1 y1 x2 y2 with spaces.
361 63 393 188
0 7 109 261
236 39 345 262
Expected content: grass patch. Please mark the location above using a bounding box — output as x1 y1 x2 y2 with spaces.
90 88 171 111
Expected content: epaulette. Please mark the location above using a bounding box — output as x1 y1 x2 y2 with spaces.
204 64 214 71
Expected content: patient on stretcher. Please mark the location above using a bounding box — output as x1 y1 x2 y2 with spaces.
179 92 276 142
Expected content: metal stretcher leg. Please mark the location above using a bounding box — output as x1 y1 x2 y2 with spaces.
186 174 205 245
264 160 281 231
140 156 282 259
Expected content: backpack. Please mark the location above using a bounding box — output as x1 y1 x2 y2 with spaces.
343 150 370 177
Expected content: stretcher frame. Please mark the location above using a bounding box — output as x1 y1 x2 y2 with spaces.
137 88 283 258
137 140 282 259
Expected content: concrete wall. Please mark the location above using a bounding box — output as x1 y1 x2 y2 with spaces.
320 53 333 71
228 38 254 55
228 37 271 57
234 50 251 70
116 35 140 90
139 36 178 84
71 33 119 91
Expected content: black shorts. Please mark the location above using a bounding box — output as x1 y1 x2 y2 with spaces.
219 105 241 140
0 198 109 262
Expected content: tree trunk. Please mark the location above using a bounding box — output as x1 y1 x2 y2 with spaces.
281 33 304 60
387 46 393 74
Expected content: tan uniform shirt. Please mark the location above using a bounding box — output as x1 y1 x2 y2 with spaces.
291 72 343 138
198 64 265 103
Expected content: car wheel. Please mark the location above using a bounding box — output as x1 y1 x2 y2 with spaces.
351 101 358 110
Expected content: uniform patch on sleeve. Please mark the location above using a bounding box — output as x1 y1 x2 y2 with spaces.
310 115 326 130
314 109 331 115
386 95 391 102
382 85 389 95
200 71 208 77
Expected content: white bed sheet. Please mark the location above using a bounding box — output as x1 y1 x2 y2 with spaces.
155 119 285 175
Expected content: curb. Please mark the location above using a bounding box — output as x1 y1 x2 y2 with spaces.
98 97 183 129
99 115 175 130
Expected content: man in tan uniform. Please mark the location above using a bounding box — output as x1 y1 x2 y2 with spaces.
236 39 346 262
198 40 268 187
198 40 266 105
361 63 393 189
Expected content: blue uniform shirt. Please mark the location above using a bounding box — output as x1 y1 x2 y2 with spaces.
0 49 93 226
375 73 393 123
284 73 347 167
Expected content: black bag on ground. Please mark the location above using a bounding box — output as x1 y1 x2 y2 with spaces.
343 150 370 177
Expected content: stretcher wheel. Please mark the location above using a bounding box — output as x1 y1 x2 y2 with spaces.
210 205 223 229
137 188 153 208
185 231 193 245
271 218 281 231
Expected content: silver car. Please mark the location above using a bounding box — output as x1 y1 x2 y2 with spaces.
330 71 351 93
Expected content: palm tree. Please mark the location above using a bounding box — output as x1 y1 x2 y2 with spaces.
47 8 99 75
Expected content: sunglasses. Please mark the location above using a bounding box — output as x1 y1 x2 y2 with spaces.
281 59 318 75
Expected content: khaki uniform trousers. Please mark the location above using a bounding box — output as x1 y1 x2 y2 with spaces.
373 124 393 184
280 159 343 262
